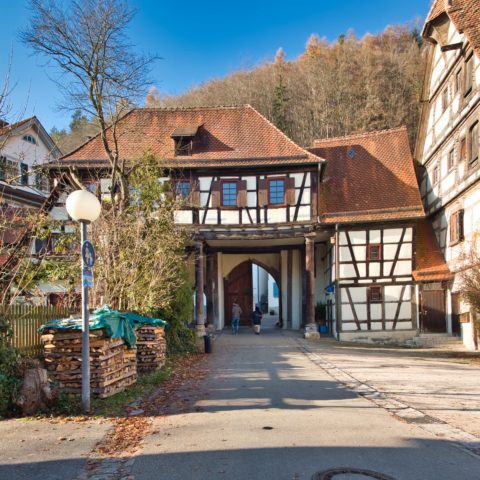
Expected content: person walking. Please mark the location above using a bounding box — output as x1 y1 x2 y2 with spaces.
231 300 242 335
252 305 263 335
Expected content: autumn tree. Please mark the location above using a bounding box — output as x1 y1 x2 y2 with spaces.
156 24 424 146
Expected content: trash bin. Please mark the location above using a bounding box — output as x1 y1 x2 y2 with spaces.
204 334 213 354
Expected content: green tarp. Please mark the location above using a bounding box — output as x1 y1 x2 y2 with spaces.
38 305 168 348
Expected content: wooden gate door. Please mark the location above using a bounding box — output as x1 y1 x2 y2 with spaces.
420 289 446 333
451 292 461 336
224 261 252 326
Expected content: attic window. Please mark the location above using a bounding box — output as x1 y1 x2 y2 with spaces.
347 148 356 158
171 126 199 157
22 134 36 145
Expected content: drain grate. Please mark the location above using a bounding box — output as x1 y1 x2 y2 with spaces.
312 467 396 480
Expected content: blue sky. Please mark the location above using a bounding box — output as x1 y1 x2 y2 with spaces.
0 0 431 132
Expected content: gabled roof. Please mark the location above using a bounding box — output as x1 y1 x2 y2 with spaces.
413 219 453 281
0 116 61 158
423 0 480 59
309 127 425 223
59 105 324 168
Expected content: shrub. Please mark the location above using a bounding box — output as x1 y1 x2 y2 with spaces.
0 315 22 417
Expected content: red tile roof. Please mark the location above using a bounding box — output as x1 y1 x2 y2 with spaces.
59 105 323 168
424 0 480 59
309 127 425 224
413 219 453 281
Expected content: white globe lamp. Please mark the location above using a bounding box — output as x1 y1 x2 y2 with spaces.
65 189 101 223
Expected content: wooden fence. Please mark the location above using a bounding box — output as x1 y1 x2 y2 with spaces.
1 305 75 356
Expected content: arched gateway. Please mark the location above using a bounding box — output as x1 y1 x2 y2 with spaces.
223 260 280 326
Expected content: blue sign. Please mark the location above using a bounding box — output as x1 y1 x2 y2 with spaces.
82 268 93 288
82 241 95 268
325 283 335 294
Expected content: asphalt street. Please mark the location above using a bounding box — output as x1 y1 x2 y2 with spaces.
132 327 480 480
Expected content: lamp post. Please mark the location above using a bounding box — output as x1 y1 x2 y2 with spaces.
65 189 101 413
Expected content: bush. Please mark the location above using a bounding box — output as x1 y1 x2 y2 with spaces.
154 266 196 356
0 315 22 417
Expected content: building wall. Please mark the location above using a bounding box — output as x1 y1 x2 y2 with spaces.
336 226 416 339
417 15 480 348
174 170 315 226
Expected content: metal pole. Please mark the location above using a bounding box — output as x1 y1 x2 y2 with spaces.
81 220 90 413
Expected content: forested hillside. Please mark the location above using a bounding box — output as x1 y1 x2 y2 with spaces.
52 24 425 153
149 25 425 147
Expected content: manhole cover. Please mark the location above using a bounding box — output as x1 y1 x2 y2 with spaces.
312 468 396 480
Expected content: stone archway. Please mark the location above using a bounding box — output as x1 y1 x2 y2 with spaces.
223 259 281 327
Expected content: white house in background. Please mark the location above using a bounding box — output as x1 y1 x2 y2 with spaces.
415 0 480 349
0 116 61 207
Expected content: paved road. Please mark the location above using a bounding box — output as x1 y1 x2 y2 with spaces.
132 328 480 480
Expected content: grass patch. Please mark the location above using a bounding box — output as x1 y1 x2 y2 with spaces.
49 363 173 418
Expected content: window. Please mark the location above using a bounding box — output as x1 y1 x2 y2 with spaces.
35 173 48 191
221 181 237 207
464 55 473 95
0 156 17 182
450 209 464 244
460 137 467 161
469 122 478 165
20 163 28 186
269 178 285 205
176 181 191 199
22 134 36 145
367 244 382 261
455 69 461 94
368 285 383 303
432 164 440 185
448 149 455 171
442 87 449 112
174 137 192 156
272 282 279 299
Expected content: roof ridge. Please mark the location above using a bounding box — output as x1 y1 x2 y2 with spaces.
313 126 407 145
141 104 250 112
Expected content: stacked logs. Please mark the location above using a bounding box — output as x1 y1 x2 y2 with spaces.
136 325 167 372
41 328 137 398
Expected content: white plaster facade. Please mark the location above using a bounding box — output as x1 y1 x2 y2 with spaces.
416 5 480 349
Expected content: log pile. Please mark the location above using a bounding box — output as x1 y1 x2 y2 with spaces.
41 328 137 398
136 325 167 372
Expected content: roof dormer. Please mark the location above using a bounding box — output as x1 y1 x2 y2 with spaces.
171 125 200 156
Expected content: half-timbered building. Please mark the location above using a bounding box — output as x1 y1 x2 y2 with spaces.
415 0 480 349
54 105 442 344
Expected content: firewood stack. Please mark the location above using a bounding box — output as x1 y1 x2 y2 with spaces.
40 328 137 398
136 325 167 372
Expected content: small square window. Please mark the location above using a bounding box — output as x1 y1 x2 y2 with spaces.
269 179 285 205
174 137 192 156
222 182 237 207
448 149 455 171
450 210 464 244
176 181 191 199
368 285 383 303
368 244 382 261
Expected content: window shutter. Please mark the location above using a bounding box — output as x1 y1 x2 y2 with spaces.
237 180 247 208
211 180 220 208
459 209 464 241
191 183 200 207
258 179 268 207
286 177 296 205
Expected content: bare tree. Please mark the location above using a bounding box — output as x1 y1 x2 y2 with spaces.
22 0 157 210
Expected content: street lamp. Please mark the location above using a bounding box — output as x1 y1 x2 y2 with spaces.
65 189 101 413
